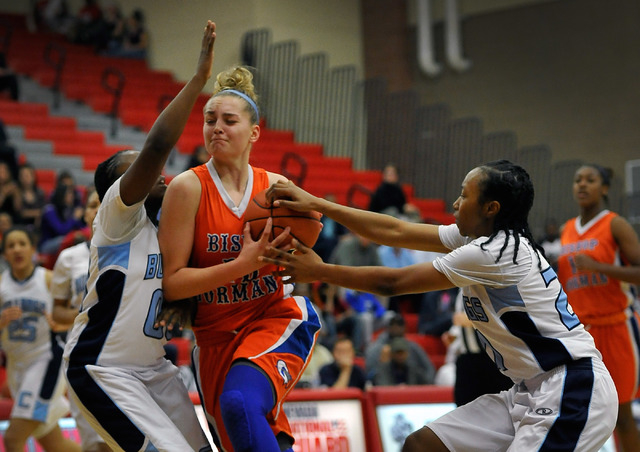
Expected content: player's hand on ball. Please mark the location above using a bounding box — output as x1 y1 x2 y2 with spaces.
266 180 320 213
262 239 324 284
241 218 291 271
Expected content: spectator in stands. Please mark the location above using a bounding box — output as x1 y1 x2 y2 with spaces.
0 161 20 223
0 53 19 101
417 287 456 336
0 119 18 180
39 183 85 256
104 8 148 59
184 144 210 171
373 337 431 386
377 242 419 312
368 163 420 220
369 163 406 216
319 337 368 390
296 342 334 389
310 280 339 349
411 239 458 336
313 193 347 262
90 0 123 53
15 163 47 233
53 170 83 208
365 313 435 384
69 0 103 45
50 183 95 264
30 0 74 34
539 217 561 270
328 231 385 353
0 212 11 242
0 212 12 273
440 291 512 405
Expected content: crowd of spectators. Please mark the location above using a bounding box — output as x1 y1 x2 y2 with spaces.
30 0 148 59
0 125 90 269
303 163 459 391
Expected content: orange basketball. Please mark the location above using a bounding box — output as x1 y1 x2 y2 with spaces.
244 189 323 248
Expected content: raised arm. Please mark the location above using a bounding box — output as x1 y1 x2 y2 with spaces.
120 21 216 206
267 181 449 253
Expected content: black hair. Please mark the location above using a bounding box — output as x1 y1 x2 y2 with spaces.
586 164 612 187
2 225 35 253
476 160 545 268
94 150 131 202
56 169 74 185
50 183 73 218
133 8 145 23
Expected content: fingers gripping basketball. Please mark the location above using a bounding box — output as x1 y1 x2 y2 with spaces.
244 189 322 248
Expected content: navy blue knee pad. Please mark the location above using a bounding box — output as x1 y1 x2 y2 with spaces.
220 363 280 451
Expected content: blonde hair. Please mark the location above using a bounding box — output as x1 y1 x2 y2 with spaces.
211 66 259 124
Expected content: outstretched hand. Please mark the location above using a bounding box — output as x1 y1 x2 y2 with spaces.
197 20 216 80
266 181 320 213
261 238 325 283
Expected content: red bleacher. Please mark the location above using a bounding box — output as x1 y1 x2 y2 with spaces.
3 12 454 223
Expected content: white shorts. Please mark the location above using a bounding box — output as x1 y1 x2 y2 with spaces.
7 355 69 439
65 358 211 452
427 357 617 452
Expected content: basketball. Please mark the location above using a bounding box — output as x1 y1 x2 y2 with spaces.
244 189 323 248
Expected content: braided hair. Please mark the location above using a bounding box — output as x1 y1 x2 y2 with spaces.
476 160 545 268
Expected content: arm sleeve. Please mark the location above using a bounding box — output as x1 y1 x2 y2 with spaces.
96 178 148 244
432 240 531 288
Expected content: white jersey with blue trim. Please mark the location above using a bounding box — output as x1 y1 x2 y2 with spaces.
51 241 90 311
434 224 601 383
0 266 54 365
63 178 167 368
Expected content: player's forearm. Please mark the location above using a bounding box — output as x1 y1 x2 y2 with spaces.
162 257 263 301
316 199 406 246
588 261 640 285
145 73 209 156
316 199 446 252
316 264 401 297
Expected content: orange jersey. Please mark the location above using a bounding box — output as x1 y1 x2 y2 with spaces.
558 211 634 322
188 162 321 450
558 210 640 403
190 164 289 338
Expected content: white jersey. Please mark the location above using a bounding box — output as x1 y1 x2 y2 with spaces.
434 224 600 382
51 241 90 310
64 178 167 368
0 266 54 365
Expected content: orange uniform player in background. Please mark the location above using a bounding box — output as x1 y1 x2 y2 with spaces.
557 163 640 452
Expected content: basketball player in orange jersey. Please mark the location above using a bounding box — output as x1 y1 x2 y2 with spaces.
557 163 640 451
158 67 321 452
